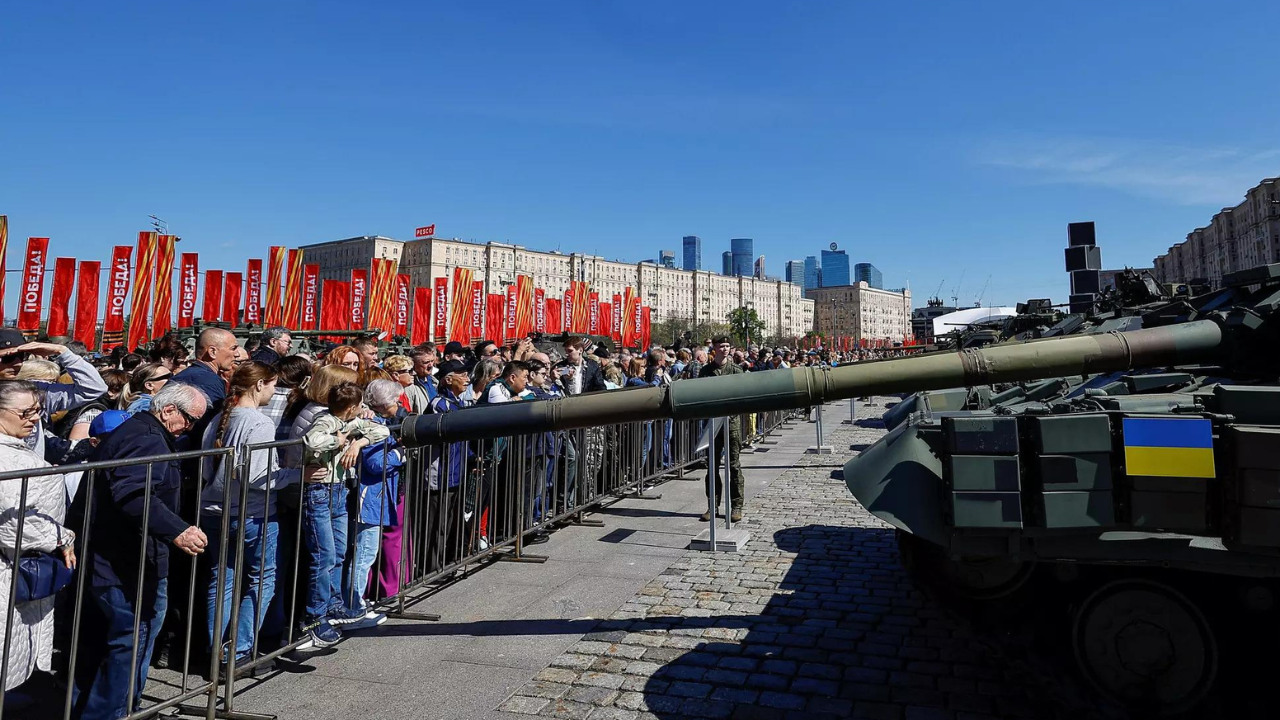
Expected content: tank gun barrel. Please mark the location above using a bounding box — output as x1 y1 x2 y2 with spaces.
401 320 1222 446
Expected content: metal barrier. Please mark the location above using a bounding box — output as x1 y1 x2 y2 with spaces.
0 400 803 720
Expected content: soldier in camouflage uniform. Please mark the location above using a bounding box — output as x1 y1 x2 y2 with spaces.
699 336 744 522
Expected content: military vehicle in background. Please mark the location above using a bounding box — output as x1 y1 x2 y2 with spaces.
168 322 381 357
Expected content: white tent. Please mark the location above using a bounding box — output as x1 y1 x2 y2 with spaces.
932 306 1019 337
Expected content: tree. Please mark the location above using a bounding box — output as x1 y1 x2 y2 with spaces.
726 307 766 347
652 313 731 347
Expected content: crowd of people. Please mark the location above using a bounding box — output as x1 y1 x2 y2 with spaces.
0 322 887 718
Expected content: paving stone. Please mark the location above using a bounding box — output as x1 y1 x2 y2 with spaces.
499 696 552 715
585 708 638 720
576 672 625 690
566 685 620 706
536 667 582 684
758 691 806 710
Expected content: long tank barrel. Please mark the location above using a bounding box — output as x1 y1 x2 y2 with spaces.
401 319 1222 446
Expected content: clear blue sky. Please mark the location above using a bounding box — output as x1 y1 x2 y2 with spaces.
3 1 1277 313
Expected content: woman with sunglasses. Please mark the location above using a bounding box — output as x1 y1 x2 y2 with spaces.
122 363 172 414
0 379 77 692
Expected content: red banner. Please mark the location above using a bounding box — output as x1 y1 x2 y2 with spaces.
394 274 410 337
588 292 600 335
534 288 546 333
151 235 176 339
411 287 431 345
640 306 651 350
283 249 304 329
177 254 199 328
571 280 591 333
367 258 398 338
0 216 7 323
504 284 518 342
102 246 133 351
244 258 263 326
620 288 637 347
203 270 223 323
612 294 623 343
222 272 243 326
265 246 285 325
320 280 350 331
350 268 368 329
447 267 473 344
16 237 48 335
46 257 76 338
126 232 157 350
515 275 534 338
302 264 319 330
546 298 562 335
599 302 611 340
432 277 448 344
486 293 505 343
415 224 435 238
469 281 484 340
562 289 573 332
74 261 100 350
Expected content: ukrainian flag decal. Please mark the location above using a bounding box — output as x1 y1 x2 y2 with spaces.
1122 417 1216 479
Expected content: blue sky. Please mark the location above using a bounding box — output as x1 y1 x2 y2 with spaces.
3 1 1277 313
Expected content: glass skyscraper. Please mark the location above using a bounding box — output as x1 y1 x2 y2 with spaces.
731 238 753 277
658 250 675 268
854 262 883 289
803 256 821 290
682 235 701 271
785 260 804 285
821 249 850 287
722 251 733 275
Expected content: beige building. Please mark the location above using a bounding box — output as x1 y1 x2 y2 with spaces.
1153 177 1280 288
303 236 815 340
807 283 912 345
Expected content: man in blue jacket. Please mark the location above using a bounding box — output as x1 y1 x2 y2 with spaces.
75 383 209 720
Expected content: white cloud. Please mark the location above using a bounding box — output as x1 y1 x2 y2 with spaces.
975 135 1280 206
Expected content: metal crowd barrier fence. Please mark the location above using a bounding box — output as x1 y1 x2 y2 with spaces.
0 404 805 720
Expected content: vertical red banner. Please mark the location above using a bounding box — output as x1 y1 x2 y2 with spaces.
265 246 285 325
546 298 562 335
534 288 546 333
46 257 76 338
432 277 448 344
562 290 573 332
640 306 651 350
151 235 176 339
203 270 223 323
0 216 7 323
222 272 243 325
504 284 518 342
599 302 611 340
302 264 319 330
486 294 505 343
611 294 623 343
74 261 100 350
469 281 484 340
350 268 368 329
16 237 49 335
410 287 431 345
515 275 534 337
447 267 473 344
620 288 637 347
571 281 590 333
588 292 600 335
632 299 643 350
126 232 157 350
320 280 351 331
177 254 199 328
394 274 410 337
101 246 133 351
283 249 304 329
244 258 263 325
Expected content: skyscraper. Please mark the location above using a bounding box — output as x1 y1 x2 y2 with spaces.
854 262 883 289
731 238 754 277
682 235 701 271
658 250 676 268
722 251 733 275
803 256 822 290
754 255 766 279
785 260 804 285
821 249 850 287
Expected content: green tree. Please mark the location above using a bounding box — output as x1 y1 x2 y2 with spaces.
726 307 766 346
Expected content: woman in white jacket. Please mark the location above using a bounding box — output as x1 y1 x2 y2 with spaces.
0 379 76 690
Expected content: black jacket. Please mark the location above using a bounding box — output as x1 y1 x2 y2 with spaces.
563 359 607 395
250 347 281 366
83 412 187 589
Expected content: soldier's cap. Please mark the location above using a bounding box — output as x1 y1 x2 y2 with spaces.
436 359 469 378
592 346 611 359
443 341 465 356
0 329 26 351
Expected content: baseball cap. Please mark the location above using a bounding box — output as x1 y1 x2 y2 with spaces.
443 341 465 356
436 359 469 378
0 329 26 351
90 410 132 437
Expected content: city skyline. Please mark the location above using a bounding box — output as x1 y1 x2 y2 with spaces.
3 3 1278 313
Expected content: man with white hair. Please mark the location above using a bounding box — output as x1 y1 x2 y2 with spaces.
76 383 209 719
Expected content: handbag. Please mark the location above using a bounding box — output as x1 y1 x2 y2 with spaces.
14 552 74 603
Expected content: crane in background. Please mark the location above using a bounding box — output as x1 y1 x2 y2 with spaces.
975 274 991 307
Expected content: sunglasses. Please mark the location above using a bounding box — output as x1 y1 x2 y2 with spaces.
174 406 199 428
150 374 172 383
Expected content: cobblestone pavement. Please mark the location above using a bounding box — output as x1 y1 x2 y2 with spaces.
497 398 1125 720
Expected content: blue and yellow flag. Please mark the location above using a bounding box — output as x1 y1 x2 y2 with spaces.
1122 418 1215 478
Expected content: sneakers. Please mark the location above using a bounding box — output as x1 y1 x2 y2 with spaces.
296 621 342 651
477 536 490 551
329 605 387 630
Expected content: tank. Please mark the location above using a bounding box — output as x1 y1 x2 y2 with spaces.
400 263 1280 716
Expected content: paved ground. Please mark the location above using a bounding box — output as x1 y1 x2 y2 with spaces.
214 398 1127 720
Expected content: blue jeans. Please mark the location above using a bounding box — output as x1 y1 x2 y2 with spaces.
78 578 168 720
205 515 278 660
344 521 380 610
302 483 348 625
